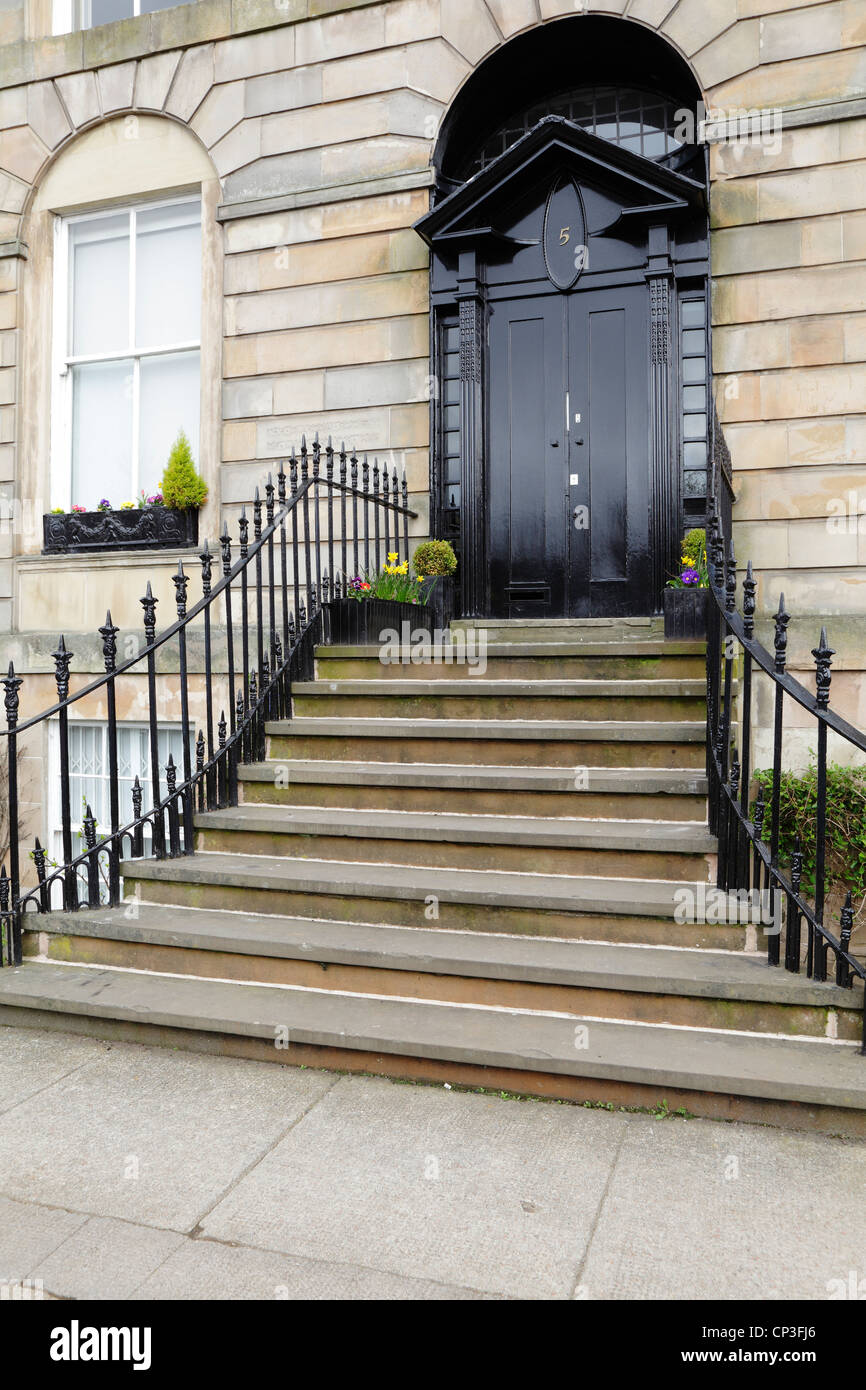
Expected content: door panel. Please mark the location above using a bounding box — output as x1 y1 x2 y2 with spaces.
487 283 651 619
488 297 566 617
567 284 651 617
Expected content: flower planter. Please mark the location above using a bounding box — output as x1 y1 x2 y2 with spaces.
326 578 454 647
663 586 708 639
43 507 199 555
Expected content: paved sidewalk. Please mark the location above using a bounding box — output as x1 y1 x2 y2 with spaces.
0 1023 864 1300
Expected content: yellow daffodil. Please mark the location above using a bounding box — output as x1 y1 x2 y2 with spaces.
387 552 398 562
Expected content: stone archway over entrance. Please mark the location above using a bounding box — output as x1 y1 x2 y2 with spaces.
416 16 710 620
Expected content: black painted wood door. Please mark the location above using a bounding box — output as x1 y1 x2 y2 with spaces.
488 282 651 619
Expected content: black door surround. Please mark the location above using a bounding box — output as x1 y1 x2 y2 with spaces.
415 117 709 620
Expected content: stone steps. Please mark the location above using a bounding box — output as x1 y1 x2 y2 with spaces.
237 759 709 820
13 627 866 1135
291 679 707 721
119 851 742 949
194 803 715 880
315 641 706 681
3 960 866 1136
266 718 707 769
26 904 860 1041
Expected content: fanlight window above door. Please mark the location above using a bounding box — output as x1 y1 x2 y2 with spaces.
469 85 684 174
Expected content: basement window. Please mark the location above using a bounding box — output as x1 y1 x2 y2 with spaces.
48 720 189 904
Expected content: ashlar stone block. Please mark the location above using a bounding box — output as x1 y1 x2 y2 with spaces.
164 44 215 124
214 25 296 83
55 71 100 129
0 126 49 183
485 0 538 36
135 51 181 112
191 79 246 148
441 0 501 64
26 82 71 150
98 62 137 115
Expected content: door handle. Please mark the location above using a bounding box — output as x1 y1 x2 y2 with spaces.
574 437 584 446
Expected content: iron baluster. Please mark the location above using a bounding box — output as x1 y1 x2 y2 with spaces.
98 611 122 902
200 541 216 811
265 473 277 669
172 564 194 856
812 627 835 982
351 449 360 577
362 455 370 573
300 438 312 624
339 443 348 583
326 436 335 592
239 506 250 763
2 660 22 955
141 586 164 860
312 434 322 610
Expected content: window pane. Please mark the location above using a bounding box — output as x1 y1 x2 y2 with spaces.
89 0 134 24
682 329 705 354
71 360 133 508
139 352 200 498
683 386 706 410
682 356 706 384
70 213 129 356
683 412 707 440
68 725 106 829
681 300 706 328
135 202 201 349
140 0 187 10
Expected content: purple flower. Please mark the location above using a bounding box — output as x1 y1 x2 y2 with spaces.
97 498 112 512
682 568 700 587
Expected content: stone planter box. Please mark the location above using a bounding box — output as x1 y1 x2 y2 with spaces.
326 579 453 646
43 507 199 554
663 586 708 639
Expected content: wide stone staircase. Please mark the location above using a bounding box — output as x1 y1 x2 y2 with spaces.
3 617 865 1135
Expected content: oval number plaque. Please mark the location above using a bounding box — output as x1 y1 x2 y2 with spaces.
542 175 586 291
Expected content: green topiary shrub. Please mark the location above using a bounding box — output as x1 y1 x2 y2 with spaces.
751 760 866 921
413 539 457 577
160 430 207 510
681 528 706 565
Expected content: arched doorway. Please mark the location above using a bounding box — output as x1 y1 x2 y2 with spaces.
415 17 709 620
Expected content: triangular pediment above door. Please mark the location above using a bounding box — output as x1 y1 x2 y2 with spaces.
414 115 706 247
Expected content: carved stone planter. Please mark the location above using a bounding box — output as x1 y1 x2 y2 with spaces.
43 507 199 554
663 586 708 639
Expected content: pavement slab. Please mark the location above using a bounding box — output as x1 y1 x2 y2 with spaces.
0 1031 336 1230
201 1074 628 1299
130 1238 492 1301
576 1117 866 1301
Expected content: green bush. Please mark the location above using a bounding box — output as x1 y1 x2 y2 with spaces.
751 760 866 914
160 430 207 510
681 528 706 565
413 539 457 577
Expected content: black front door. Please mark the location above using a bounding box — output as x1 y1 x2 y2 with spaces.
488 280 651 619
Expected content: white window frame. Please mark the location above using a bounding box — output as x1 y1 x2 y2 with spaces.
51 194 201 512
53 1 188 35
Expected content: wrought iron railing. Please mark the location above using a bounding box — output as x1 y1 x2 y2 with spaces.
0 437 416 965
706 442 866 1046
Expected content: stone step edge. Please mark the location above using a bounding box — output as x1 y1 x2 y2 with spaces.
119 852 718 920
265 718 707 742
1 962 863 1111
314 641 705 659
236 761 709 794
194 806 717 853
35 905 858 1010
294 680 709 696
